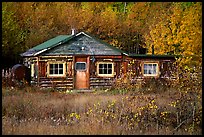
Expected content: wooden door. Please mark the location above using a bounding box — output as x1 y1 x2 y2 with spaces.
39 61 46 77
74 56 89 89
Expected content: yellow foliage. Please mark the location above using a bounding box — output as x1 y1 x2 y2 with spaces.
145 2 202 68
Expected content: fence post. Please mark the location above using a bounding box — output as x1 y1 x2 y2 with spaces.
2 69 4 77
5 70 9 78
8 68 12 78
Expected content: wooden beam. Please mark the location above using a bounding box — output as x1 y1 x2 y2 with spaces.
37 57 39 87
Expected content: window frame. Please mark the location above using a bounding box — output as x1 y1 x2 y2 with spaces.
47 61 66 77
75 62 87 71
96 62 115 77
142 62 159 77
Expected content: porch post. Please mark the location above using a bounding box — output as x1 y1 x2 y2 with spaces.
37 57 39 87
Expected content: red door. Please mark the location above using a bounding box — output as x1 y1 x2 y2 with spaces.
74 56 89 89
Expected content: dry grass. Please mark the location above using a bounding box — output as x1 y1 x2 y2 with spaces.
2 84 202 135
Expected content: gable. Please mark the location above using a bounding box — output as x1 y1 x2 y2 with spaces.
41 33 122 56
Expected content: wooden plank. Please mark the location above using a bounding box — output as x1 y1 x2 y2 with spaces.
39 61 46 77
94 55 122 59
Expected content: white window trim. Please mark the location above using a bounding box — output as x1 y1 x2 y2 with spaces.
31 62 38 78
96 62 115 77
143 62 159 77
47 61 66 77
31 64 34 77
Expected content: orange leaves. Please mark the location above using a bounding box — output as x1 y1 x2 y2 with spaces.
2 2 202 69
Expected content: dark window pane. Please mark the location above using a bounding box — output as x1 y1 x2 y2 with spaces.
99 68 105 74
50 64 53 69
108 64 112 68
50 64 54 74
59 64 63 69
50 69 53 74
76 62 86 70
108 69 112 74
59 69 63 74
104 68 108 74
99 64 103 69
99 69 103 74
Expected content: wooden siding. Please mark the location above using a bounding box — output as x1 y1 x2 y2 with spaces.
28 55 177 90
39 77 73 89
124 58 177 84
90 77 115 89
39 61 46 77
30 56 74 89
89 56 122 89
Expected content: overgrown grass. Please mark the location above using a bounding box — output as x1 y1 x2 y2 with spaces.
2 82 202 135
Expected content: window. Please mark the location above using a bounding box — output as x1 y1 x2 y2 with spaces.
47 62 65 77
143 63 159 76
97 62 114 77
75 62 86 71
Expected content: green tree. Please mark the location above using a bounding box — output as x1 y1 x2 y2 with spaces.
2 2 27 67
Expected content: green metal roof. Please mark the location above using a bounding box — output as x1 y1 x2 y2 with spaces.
128 53 179 58
21 35 74 57
31 35 73 51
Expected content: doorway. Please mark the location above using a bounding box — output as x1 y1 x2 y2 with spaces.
74 56 89 89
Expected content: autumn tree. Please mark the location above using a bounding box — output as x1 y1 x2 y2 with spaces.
2 2 202 70
144 2 202 69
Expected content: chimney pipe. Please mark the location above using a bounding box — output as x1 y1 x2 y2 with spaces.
71 28 75 35
152 45 154 55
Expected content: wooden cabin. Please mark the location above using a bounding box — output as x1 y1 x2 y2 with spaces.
20 31 177 90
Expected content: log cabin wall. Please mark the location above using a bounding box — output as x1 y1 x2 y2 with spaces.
125 57 177 84
33 56 74 89
30 55 124 90
89 55 122 89
28 55 176 90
